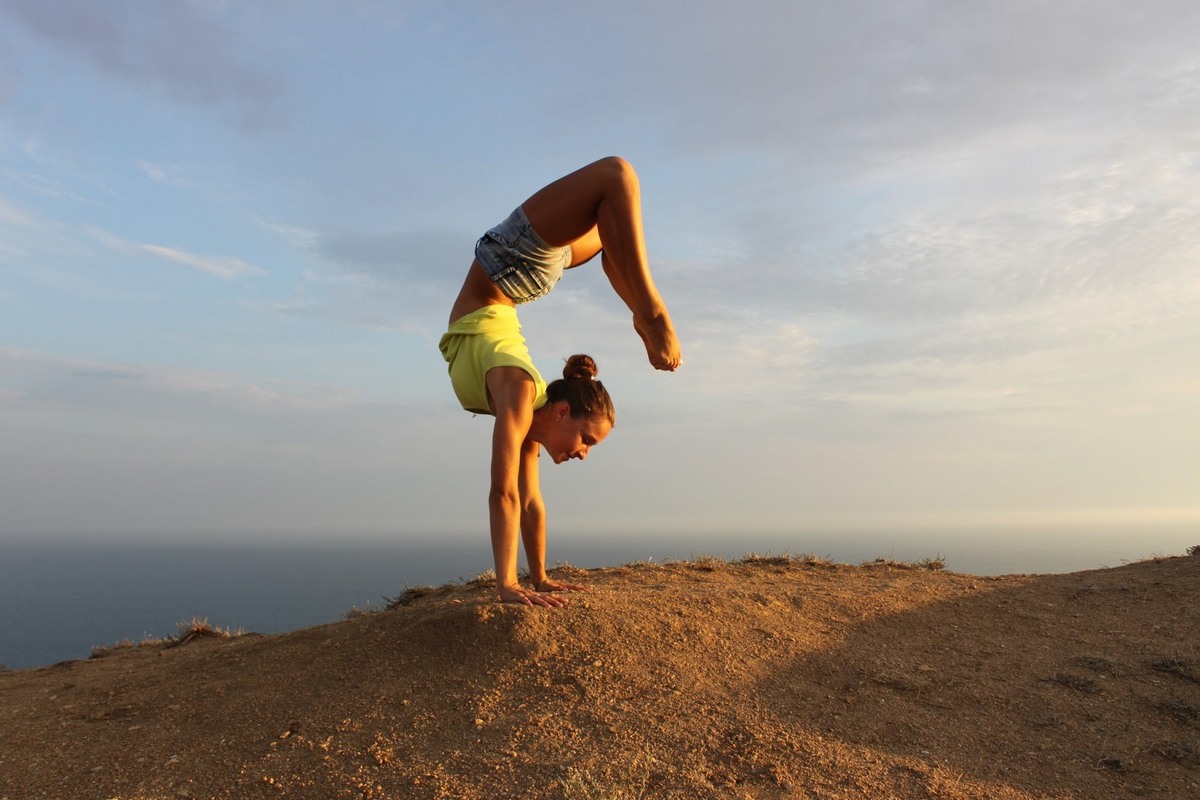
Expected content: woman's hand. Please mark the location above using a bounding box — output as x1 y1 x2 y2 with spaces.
498 584 570 608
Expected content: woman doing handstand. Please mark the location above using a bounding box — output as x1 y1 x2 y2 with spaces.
439 157 681 607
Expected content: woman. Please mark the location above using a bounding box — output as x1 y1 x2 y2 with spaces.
439 157 681 607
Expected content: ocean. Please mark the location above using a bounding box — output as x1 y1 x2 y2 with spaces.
2 526 1194 671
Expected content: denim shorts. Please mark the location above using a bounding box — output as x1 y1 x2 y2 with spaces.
475 206 572 304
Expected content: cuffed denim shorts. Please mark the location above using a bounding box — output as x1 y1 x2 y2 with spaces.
475 206 572 304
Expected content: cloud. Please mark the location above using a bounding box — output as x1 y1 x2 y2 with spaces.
135 160 192 189
316 228 468 285
0 348 367 454
0 0 284 128
137 243 261 281
0 194 32 226
601 2 1200 159
255 219 319 250
87 226 264 280
136 161 167 182
0 347 475 534
250 221 473 331
0 347 349 409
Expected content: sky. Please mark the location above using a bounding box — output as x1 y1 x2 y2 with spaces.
2 0 1198 548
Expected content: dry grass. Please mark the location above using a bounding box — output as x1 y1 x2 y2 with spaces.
167 618 243 647
385 584 447 609
1154 697 1199 723
740 551 793 566
342 600 385 620
683 554 725 571
1047 672 1098 692
861 554 948 571
1149 655 1200 683
1149 740 1199 767
561 749 653 800
1073 655 1122 676
90 618 244 659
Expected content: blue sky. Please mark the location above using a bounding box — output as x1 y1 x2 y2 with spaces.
2 1 1198 545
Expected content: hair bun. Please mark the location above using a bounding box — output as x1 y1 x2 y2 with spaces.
562 354 598 381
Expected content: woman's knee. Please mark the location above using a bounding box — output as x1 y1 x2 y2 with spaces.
593 155 638 188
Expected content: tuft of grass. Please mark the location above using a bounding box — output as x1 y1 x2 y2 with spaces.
343 600 385 620
1154 697 1199 724
92 618 243 658
466 569 496 588
167 618 243 648
1188 544 1200 557
562 749 652 800
741 551 792 566
686 554 725 571
1149 740 1199 767
1149 655 1200 683
90 639 137 659
1074 656 1121 676
1047 672 1097 692
386 584 441 609
917 554 947 571
862 554 947 571
795 553 837 568
1069 585 1098 600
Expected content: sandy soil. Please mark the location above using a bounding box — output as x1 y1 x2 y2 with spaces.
1 552 1197 800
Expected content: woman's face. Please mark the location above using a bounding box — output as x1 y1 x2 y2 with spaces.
543 411 612 465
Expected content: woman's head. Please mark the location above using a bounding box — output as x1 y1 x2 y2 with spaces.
546 354 615 426
539 354 615 464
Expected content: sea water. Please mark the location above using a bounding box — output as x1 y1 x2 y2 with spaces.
2 526 1194 670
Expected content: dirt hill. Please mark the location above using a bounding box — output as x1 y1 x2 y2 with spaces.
1 552 1198 800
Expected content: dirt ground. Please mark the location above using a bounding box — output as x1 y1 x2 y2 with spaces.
1 551 1198 800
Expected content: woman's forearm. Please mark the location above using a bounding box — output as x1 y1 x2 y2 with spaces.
488 489 523 591
520 501 548 585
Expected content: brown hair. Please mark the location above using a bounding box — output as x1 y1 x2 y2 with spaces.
545 354 615 426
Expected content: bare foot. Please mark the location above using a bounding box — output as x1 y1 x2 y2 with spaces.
634 314 681 371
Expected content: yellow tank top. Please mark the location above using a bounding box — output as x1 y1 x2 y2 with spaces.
438 305 548 415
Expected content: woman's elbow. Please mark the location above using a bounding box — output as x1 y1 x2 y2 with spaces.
521 498 545 521
489 487 520 512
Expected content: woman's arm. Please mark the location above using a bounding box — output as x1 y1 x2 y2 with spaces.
517 434 548 586
520 442 590 594
485 367 567 607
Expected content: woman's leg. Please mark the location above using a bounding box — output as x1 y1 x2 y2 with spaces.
521 157 681 371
